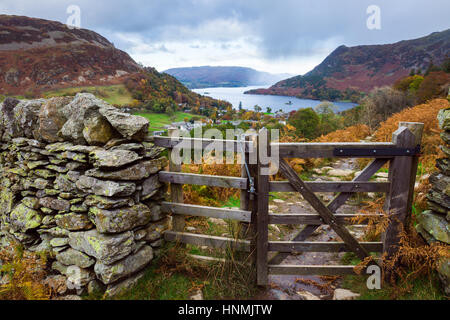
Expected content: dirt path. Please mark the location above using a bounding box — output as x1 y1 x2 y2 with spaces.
257 159 367 300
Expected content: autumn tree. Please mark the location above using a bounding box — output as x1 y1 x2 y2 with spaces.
288 108 320 139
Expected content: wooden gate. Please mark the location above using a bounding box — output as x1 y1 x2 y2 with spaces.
154 122 424 286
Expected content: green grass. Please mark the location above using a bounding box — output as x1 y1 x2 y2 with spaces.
85 243 259 300
135 112 203 132
42 84 134 106
341 273 446 300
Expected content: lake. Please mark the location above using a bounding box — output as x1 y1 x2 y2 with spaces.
193 86 357 113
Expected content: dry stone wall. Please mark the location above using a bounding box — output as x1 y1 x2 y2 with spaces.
416 106 450 295
0 93 169 297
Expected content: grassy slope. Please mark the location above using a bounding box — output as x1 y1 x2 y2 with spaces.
42 84 134 106
135 112 202 131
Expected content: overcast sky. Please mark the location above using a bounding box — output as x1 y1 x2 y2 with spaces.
1 0 449 75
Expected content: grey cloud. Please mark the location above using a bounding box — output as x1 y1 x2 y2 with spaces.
1 0 449 60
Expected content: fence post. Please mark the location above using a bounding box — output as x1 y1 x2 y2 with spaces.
382 122 423 278
256 128 270 286
168 127 185 233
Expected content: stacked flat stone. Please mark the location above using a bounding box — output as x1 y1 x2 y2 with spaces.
416 106 450 295
0 93 169 297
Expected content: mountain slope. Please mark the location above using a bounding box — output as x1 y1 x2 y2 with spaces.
163 66 292 89
0 15 141 95
246 29 450 101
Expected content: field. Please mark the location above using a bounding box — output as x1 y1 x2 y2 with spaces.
135 112 203 131
42 84 134 106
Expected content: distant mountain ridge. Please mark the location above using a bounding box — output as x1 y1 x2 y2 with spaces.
0 14 141 95
246 29 450 102
163 66 292 89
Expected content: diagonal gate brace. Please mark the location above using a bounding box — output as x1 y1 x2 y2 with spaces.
279 158 378 263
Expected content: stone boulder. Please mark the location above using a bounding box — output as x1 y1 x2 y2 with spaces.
55 212 94 231
68 229 135 265
85 157 167 181
98 107 149 141
75 176 136 197
94 245 153 284
88 204 152 234
56 248 95 268
0 98 21 141
89 149 141 169
417 210 450 244
39 97 72 143
14 99 45 140
10 203 42 232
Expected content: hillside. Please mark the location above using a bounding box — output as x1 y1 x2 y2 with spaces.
163 66 291 88
0 14 141 95
246 29 450 102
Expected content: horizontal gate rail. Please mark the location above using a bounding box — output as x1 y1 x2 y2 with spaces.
161 202 251 222
159 171 247 189
165 231 251 252
268 213 382 225
154 136 254 152
274 142 396 158
268 265 359 276
268 241 383 252
269 181 390 193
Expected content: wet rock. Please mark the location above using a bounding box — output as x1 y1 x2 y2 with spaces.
75 175 136 197
328 168 355 177
332 289 360 300
88 203 152 234
56 248 95 268
296 290 320 300
68 229 135 265
95 245 153 284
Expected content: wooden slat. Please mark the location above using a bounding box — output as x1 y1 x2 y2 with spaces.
268 241 383 252
161 202 251 222
279 158 372 262
153 136 254 152
158 171 247 189
383 127 417 269
270 181 390 193
268 158 388 266
268 213 381 225
256 129 270 286
269 265 358 276
168 128 185 233
165 231 250 252
275 142 396 158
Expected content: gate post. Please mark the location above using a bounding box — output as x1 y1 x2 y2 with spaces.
168 127 185 233
239 134 258 260
256 128 270 286
382 122 423 279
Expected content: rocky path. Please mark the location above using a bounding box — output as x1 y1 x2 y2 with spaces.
257 159 372 300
